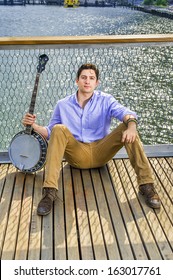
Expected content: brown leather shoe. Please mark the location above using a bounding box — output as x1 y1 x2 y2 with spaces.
37 187 58 216
139 183 161 209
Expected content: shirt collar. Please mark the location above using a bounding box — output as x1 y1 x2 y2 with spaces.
74 91 79 105
74 90 96 105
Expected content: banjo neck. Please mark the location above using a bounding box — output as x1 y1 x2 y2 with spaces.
25 73 40 135
24 54 49 135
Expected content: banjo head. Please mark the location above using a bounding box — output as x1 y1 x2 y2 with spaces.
8 131 47 173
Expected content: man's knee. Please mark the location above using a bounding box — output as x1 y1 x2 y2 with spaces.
50 125 72 141
51 124 69 136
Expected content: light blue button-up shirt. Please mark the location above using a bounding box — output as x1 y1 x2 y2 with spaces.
45 90 137 143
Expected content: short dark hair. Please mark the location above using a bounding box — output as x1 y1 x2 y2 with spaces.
76 63 99 80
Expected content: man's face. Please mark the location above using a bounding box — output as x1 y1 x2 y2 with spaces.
76 69 99 94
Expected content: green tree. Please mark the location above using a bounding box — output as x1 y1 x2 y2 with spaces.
155 0 168 6
143 0 154 5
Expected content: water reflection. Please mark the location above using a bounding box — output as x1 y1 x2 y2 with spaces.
0 6 173 37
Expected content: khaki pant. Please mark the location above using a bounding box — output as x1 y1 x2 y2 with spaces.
43 123 154 189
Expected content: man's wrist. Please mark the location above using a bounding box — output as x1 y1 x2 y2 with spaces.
32 123 38 131
123 115 138 127
126 118 138 126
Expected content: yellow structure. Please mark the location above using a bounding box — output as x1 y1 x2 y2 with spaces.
64 0 79 7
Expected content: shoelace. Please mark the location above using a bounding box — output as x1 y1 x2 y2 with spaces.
43 188 64 203
143 185 157 198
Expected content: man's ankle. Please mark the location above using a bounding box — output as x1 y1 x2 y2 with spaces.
37 187 58 216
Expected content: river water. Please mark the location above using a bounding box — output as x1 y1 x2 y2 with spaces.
0 5 173 149
0 5 173 36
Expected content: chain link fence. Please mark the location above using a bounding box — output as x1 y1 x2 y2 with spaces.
0 42 173 151
0 41 172 258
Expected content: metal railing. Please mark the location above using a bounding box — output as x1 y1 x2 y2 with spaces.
0 35 173 160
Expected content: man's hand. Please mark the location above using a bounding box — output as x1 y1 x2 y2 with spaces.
122 125 137 144
22 113 48 139
122 114 138 143
22 113 36 127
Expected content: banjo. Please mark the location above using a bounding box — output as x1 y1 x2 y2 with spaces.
8 54 49 173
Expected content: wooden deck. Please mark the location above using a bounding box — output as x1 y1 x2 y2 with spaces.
0 157 173 260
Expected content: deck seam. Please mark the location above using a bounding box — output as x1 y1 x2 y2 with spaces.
89 169 109 260
98 167 122 260
80 169 96 260
121 159 151 260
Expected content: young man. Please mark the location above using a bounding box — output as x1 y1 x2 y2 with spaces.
22 63 161 216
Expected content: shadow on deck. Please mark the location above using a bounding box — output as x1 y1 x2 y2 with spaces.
0 156 173 260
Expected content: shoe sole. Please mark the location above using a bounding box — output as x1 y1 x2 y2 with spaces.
146 201 161 209
139 190 161 209
37 209 52 216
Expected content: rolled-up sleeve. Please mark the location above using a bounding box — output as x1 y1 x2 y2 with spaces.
108 96 137 121
44 103 61 139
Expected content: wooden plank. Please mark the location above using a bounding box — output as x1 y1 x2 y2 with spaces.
107 160 139 260
149 158 173 219
127 157 173 260
72 168 94 260
82 169 107 260
41 212 53 260
121 159 163 259
27 170 43 260
91 168 121 260
15 173 35 259
148 158 173 258
166 157 173 200
166 157 173 174
1 34 173 46
98 161 133 259
40 169 54 260
0 158 172 260
141 206 173 260
54 164 67 260
157 158 173 200
1 170 25 260
0 164 9 197
110 159 156 260
63 163 80 260
125 157 173 259
0 165 16 258
99 165 132 260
